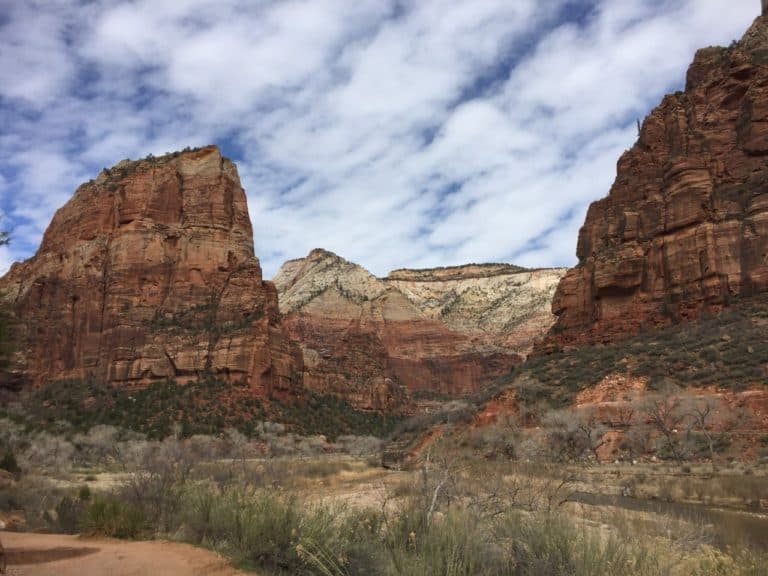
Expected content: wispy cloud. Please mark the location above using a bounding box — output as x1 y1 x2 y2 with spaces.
0 0 757 277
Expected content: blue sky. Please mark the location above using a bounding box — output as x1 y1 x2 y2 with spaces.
0 0 758 278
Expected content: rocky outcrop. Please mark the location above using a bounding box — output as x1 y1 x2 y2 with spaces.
0 146 302 397
386 265 566 356
548 15 768 347
273 250 523 410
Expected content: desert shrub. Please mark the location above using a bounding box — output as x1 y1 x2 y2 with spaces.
178 484 362 574
0 450 21 478
78 484 92 501
118 436 198 531
81 495 149 539
385 507 504 576
688 548 768 576
497 512 660 576
460 425 517 459
26 376 267 439
54 495 87 534
337 435 383 456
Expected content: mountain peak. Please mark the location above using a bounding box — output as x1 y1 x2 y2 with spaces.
272 248 391 314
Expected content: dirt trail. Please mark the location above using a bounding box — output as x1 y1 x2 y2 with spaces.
0 531 247 576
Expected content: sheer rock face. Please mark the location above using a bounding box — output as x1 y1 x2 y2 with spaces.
273 250 523 410
548 16 768 347
386 265 566 357
0 146 302 397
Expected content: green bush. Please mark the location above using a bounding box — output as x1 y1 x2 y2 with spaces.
55 495 87 534
180 484 354 574
0 450 21 478
78 484 92 501
81 495 149 539
387 507 502 576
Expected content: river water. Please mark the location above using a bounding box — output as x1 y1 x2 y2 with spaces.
571 491 768 550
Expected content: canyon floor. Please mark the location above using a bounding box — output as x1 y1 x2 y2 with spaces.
2 453 767 575
1 531 247 576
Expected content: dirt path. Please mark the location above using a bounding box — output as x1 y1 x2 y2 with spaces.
0 531 248 576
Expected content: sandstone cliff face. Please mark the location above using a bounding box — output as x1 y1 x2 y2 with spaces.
273 250 522 410
386 265 566 356
549 15 768 346
0 146 302 397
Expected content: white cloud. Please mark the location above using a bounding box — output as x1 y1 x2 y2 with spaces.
0 0 759 279
0 1 81 105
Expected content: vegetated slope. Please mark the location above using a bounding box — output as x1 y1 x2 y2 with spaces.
547 13 768 349
522 293 768 407
383 293 768 466
23 374 401 440
386 264 566 356
273 249 522 410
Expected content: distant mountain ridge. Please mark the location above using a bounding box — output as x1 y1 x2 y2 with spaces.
272 249 559 410
384 264 565 356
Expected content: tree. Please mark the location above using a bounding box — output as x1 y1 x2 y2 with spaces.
543 408 607 463
681 394 736 472
643 389 688 464
687 398 717 470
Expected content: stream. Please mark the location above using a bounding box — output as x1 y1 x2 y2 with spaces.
571 491 768 550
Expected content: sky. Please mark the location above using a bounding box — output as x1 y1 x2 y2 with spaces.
0 0 758 278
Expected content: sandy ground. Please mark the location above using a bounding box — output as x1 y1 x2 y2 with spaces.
0 531 247 576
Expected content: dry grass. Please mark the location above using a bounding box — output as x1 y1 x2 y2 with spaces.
3 423 768 575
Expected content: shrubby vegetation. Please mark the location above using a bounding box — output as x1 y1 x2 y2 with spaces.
2 423 765 576
21 376 402 440
518 294 768 405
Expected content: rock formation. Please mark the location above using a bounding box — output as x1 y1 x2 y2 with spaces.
273 249 524 410
548 14 768 347
0 146 302 397
386 265 566 356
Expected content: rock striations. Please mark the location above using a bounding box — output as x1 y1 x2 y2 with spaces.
386 265 566 356
273 250 525 410
548 14 768 347
0 146 302 397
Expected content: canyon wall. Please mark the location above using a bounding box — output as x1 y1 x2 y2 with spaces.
0 146 302 397
548 15 768 347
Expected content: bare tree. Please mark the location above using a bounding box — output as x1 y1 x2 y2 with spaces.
22 432 75 473
682 395 736 472
224 428 250 478
543 408 606 463
643 390 688 464
122 435 199 531
575 407 608 462
626 423 651 461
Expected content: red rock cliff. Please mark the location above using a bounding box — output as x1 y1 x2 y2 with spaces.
0 146 302 397
548 15 768 346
